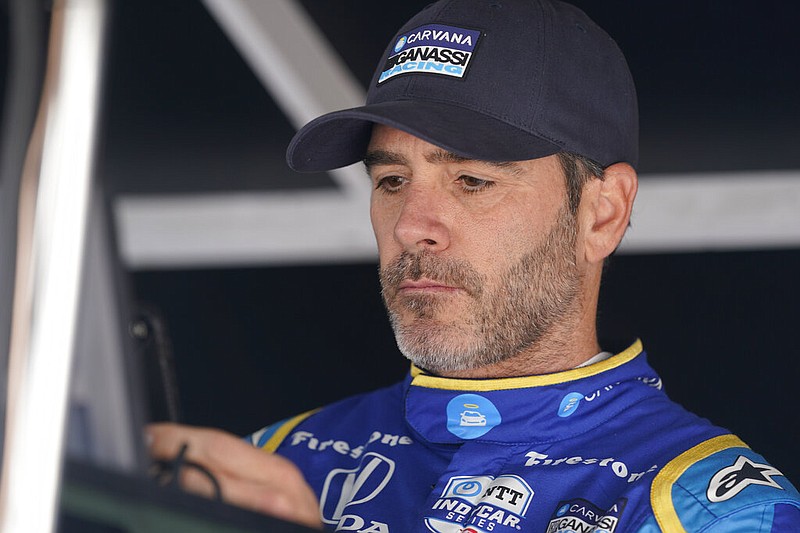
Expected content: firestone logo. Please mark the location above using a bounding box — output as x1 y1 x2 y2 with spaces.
524 451 658 484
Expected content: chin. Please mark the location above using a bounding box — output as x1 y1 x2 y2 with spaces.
395 327 493 374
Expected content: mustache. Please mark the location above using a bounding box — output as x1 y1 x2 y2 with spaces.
379 251 484 297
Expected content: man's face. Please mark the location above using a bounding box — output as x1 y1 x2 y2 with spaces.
368 125 583 375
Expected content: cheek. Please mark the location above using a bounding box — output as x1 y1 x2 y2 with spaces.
462 214 531 257
453 219 516 274
489 197 563 252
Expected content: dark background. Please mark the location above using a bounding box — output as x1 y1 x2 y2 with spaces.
3 0 798 484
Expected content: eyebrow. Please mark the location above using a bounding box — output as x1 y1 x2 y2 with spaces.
363 148 524 174
363 150 408 169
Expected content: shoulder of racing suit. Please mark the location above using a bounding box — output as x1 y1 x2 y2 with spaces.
633 434 800 532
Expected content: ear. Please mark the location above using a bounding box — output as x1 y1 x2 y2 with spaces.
579 162 638 264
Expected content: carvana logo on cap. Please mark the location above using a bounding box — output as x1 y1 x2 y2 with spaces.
379 24 482 85
446 394 501 439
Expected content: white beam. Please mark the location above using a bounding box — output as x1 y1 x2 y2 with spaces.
201 0 368 200
115 186 377 269
621 170 800 253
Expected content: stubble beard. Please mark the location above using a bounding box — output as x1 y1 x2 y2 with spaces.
379 207 582 375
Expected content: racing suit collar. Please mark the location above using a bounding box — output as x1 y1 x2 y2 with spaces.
403 340 663 445
408 339 644 391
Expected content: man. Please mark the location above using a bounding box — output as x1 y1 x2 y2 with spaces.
149 0 800 531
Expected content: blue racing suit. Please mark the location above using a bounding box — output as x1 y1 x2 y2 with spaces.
248 341 800 532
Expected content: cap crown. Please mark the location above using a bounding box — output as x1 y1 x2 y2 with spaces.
287 0 638 171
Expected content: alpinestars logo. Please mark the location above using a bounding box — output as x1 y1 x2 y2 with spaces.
706 455 785 503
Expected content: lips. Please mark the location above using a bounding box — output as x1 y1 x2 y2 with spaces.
398 278 462 292
379 251 484 300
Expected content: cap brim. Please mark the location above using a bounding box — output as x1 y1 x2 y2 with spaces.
286 100 563 172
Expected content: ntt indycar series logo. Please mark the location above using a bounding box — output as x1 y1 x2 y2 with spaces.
425 474 533 532
379 24 482 84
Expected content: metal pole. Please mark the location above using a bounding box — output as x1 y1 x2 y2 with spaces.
0 0 107 531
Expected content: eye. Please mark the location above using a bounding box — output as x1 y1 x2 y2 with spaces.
375 175 406 193
457 174 495 193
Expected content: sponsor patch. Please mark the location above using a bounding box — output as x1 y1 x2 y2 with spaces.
706 455 785 503
558 392 583 418
446 394 501 439
288 429 413 460
524 450 658 484
379 24 481 84
546 498 626 533
426 474 534 533
557 380 632 419
320 452 395 528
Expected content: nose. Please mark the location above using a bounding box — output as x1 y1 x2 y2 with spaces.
393 187 451 253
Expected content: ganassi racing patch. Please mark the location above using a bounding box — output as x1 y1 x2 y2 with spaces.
546 498 626 533
379 24 481 84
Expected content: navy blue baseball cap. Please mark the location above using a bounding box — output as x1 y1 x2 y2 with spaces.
286 0 638 172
